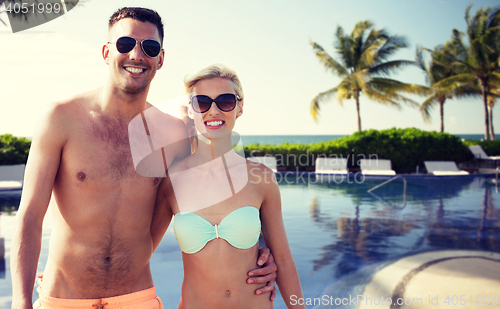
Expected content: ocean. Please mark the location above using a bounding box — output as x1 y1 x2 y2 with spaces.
240 134 496 145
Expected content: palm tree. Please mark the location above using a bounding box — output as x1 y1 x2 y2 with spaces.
310 20 426 131
416 44 479 133
487 88 500 140
434 5 500 140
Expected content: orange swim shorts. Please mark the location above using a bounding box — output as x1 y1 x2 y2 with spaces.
33 286 164 309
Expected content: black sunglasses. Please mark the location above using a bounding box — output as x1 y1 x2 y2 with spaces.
109 36 162 58
190 93 241 113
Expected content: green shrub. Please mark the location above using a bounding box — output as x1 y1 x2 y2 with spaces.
462 139 500 156
0 134 31 165
244 127 469 173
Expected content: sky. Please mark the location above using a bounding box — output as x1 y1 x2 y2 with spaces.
1 0 499 138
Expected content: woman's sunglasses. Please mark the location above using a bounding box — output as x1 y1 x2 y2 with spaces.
109 36 162 58
190 93 241 113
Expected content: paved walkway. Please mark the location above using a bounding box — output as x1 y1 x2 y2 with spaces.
358 250 500 308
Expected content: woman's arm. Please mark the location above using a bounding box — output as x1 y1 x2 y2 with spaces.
259 168 305 309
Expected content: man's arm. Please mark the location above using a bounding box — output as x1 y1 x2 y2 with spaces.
247 247 278 300
150 176 174 252
150 117 190 251
10 104 68 309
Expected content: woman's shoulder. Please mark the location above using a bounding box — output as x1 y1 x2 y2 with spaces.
245 159 277 186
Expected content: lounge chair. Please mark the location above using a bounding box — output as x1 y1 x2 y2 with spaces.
424 161 469 176
315 157 348 174
359 159 396 175
0 181 23 191
469 145 500 160
247 156 278 172
0 164 25 191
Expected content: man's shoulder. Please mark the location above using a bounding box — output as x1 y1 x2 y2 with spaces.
144 104 186 128
47 88 98 117
139 104 189 144
36 89 102 141
32 89 100 147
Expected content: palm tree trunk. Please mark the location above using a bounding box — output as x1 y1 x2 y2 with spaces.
489 102 495 140
356 94 361 131
439 98 445 133
481 81 491 140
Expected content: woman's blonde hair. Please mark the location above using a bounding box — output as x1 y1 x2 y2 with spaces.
181 64 244 153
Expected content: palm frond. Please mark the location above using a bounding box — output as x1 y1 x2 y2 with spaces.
465 4 473 28
369 60 418 76
385 93 421 108
433 73 476 89
415 46 428 72
450 29 469 60
350 71 368 92
489 72 500 85
362 27 386 55
362 87 401 109
487 5 500 28
310 87 339 121
375 35 409 63
335 25 353 69
351 20 373 47
419 96 440 122
369 78 428 96
310 40 348 77
336 80 352 106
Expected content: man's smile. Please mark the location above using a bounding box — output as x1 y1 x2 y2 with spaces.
124 67 145 74
122 62 150 76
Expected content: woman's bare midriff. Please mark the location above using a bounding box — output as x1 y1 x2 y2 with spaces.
179 240 273 309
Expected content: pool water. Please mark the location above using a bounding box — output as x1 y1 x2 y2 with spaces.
1 175 499 308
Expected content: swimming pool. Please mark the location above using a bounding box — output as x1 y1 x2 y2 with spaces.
1 174 499 308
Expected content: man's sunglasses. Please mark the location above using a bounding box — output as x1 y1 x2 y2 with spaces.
190 93 241 113
109 36 162 58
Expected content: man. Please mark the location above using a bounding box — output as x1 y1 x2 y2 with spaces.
10 7 276 309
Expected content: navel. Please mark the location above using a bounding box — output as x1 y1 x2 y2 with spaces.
77 172 86 181
153 177 160 186
226 290 231 297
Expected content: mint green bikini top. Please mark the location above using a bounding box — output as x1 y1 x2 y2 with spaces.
173 206 261 254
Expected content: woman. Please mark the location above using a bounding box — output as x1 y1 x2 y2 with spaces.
153 64 304 309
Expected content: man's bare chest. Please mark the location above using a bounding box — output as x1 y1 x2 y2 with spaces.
71 119 136 178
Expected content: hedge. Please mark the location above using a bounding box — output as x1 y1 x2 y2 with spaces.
462 139 500 157
243 127 497 173
0 134 31 165
2 129 500 172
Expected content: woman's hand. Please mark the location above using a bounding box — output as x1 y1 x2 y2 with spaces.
247 246 278 301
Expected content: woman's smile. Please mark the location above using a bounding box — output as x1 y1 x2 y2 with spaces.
205 119 225 129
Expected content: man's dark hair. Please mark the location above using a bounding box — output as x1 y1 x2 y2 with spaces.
109 7 164 45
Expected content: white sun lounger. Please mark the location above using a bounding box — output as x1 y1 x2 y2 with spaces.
0 181 23 191
0 164 25 191
469 145 500 160
315 157 348 174
424 161 469 176
359 159 396 175
247 156 278 172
